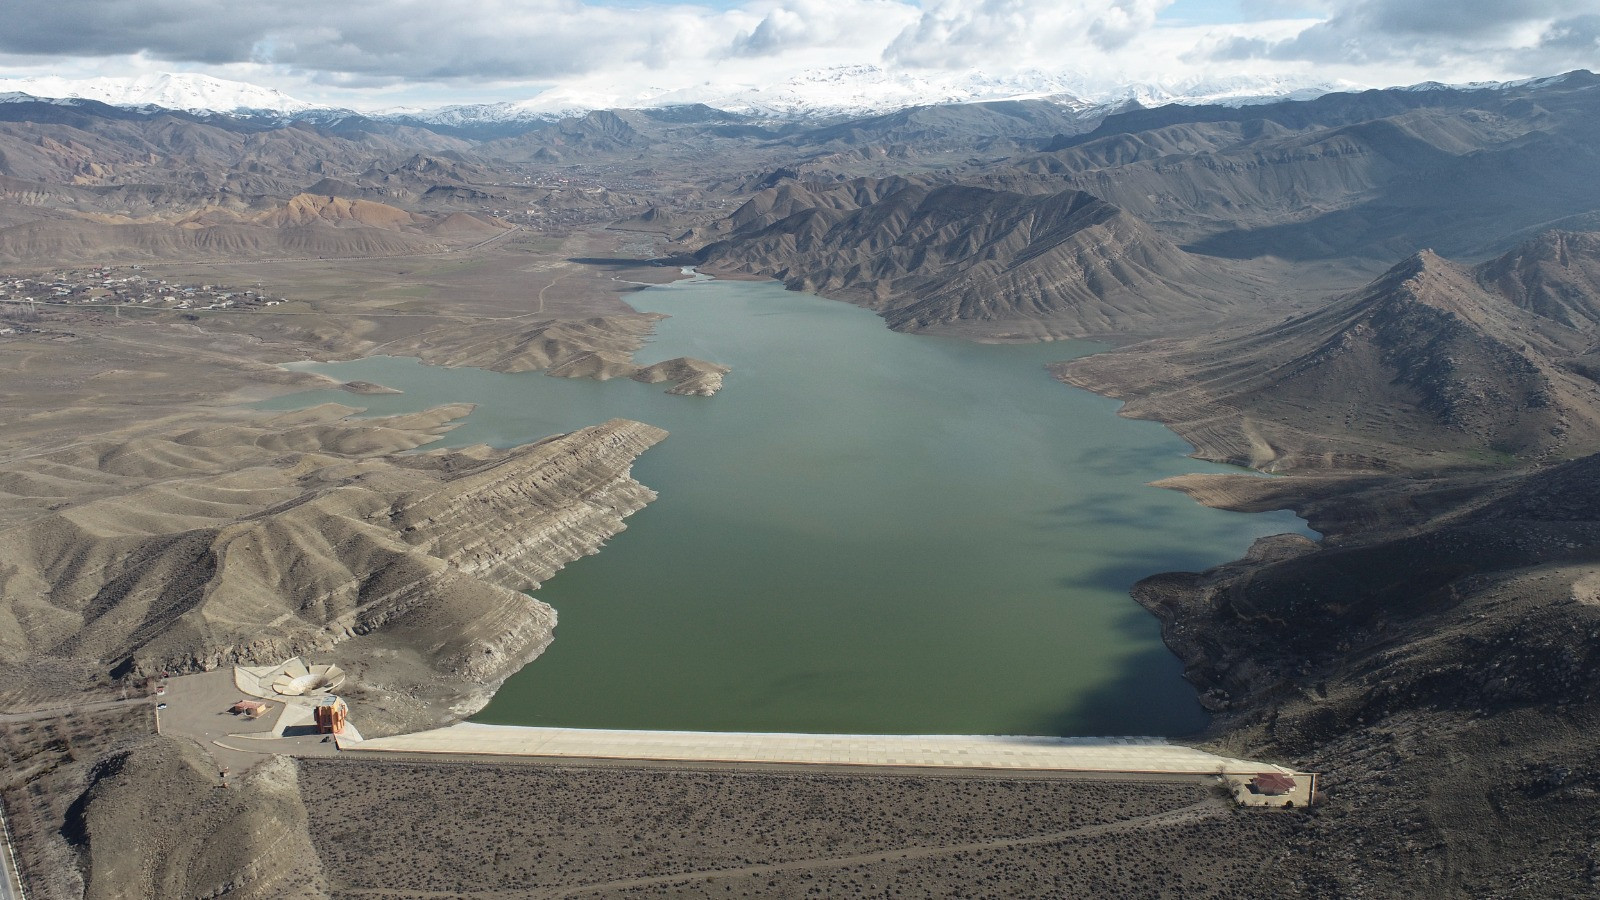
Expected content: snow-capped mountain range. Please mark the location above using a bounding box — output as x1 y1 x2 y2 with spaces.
364 67 1363 124
0 67 1553 129
0 73 316 116
638 66 1356 120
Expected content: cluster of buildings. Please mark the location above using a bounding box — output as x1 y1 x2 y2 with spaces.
229 694 348 734
0 267 289 311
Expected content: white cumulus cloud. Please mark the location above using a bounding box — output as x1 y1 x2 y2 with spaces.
0 0 1592 109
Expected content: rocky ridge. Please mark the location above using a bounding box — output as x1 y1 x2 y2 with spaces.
1059 236 1600 471
1128 450 1600 894
0 192 509 264
67 743 328 900
694 176 1245 340
0 407 667 734
385 314 731 395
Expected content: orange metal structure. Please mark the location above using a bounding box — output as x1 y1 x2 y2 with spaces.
314 696 348 734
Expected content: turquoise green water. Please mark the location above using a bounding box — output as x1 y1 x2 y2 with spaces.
259 275 1310 737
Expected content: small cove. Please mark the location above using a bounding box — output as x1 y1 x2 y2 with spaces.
259 275 1312 737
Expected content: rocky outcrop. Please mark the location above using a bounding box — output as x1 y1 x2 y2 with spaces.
1059 238 1600 472
0 407 667 733
388 315 664 374
339 380 403 395
632 357 730 396
694 178 1243 340
69 738 331 900
396 418 664 594
384 315 731 394
1476 230 1600 330
1123 451 1600 894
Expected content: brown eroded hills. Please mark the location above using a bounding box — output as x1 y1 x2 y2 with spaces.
675 71 1600 348
0 407 665 735
694 177 1247 340
1017 71 1600 261
254 192 511 242
0 192 509 263
629 356 729 396
382 313 731 394
0 101 469 191
1151 450 1600 707
1476 229 1600 330
6 71 1600 900
386 314 667 372
253 192 426 229
64 742 329 900
1059 233 1600 471
0 216 431 263
1017 110 1545 258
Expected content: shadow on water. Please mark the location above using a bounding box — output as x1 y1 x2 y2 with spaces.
1032 643 1210 737
1064 545 1238 595
1029 605 1209 738
1043 492 1178 531
1063 438 1200 476
1026 548 1237 737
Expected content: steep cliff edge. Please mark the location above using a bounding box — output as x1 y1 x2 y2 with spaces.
694 178 1246 341
0 407 667 735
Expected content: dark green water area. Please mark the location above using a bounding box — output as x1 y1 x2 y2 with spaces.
259 275 1312 737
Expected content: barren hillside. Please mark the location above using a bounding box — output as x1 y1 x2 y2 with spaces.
4 69 1600 900
696 178 1248 339
0 407 665 734
1060 236 1600 471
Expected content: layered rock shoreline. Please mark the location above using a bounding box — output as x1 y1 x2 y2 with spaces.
0 407 667 736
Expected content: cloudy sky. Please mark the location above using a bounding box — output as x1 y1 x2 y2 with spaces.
1 0 1596 109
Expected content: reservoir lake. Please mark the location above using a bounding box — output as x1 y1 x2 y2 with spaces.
260 275 1311 737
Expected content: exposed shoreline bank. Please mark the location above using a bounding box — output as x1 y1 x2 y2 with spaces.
283 269 1315 751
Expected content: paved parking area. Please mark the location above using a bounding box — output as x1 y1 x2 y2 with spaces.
156 670 341 774
156 669 279 773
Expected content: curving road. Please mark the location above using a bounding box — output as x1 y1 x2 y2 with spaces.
0 696 150 725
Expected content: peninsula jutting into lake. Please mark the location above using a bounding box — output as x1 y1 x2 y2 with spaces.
263 274 1310 737
3 23 1599 896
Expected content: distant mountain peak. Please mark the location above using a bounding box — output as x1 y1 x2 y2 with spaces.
634 65 1356 120
0 72 316 116
0 66 1355 127
1 67 1589 135
693 175 1241 340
